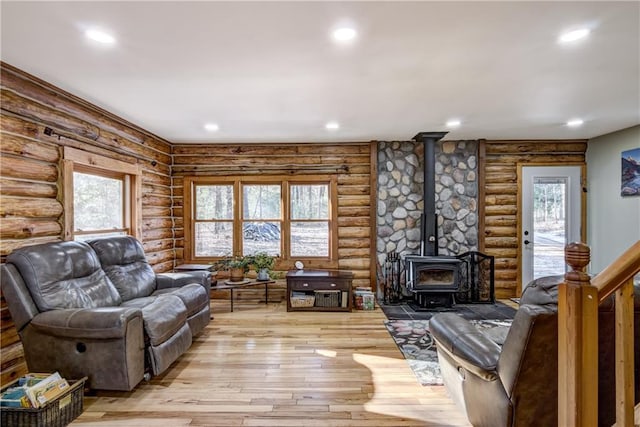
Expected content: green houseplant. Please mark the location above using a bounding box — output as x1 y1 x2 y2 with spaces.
214 255 251 282
250 252 277 281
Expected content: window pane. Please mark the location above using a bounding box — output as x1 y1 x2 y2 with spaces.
243 222 281 256
195 222 233 256
533 178 567 279
291 222 329 257
243 185 281 219
74 172 123 231
196 185 233 220
291 184 329 219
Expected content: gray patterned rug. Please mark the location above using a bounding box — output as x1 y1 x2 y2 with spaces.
384 318 512 386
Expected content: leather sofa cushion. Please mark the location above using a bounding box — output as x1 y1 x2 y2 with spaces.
7 241 122 311
120 296 156 310
89 237 156 301
30 306 143 339
152 284 209 317
122 295 188 346
156 271 211 293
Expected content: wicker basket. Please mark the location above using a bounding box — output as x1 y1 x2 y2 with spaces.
290 295 315 308
314 290 341 307
1 377 86 427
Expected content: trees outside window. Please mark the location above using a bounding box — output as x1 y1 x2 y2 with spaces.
242 184 281 256
194 184 234 256
186 176 336 263
290 184 329 257
533 179 566 233
63 147 141 241
73 171 127 240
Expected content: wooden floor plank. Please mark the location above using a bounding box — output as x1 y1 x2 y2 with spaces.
72 300 471 426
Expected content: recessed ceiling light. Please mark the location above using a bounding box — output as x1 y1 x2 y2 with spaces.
566 118 584 127
446 119 461 127
204 123 219 132
332 27 357 42
85 28 116 44
558 28 590 43
325 121 340 130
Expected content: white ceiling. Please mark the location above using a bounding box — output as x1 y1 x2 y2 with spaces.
1 1 639 143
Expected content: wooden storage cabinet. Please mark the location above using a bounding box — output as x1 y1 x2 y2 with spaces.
286 270 353 312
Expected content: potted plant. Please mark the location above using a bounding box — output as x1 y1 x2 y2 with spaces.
214 255 251 282
250 252 277 281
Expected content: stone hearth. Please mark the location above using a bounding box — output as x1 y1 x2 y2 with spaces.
376 140 479 269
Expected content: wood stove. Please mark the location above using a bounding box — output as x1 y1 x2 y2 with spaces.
406 255 461 307
406 256 460 291
397 131 494 308
405 131 460 308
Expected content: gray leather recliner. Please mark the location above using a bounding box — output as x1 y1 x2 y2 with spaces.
430 275 640 427
1 236 211 391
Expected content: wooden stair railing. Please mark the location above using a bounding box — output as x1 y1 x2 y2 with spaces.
612 403 640 427
558 241 640 427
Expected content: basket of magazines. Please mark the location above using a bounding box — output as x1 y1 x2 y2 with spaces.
0 372 87 427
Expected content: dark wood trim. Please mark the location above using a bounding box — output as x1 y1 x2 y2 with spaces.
477 139 486 253
369 141 378 293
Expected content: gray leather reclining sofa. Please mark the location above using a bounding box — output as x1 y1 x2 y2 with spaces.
1 236 211 391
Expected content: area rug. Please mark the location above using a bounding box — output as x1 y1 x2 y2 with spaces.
384 318 513 386
379 300 516 321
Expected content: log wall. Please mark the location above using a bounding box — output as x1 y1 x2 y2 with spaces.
0 61 590 386
172 143 376 289
0 63 174 385
479 140 587 298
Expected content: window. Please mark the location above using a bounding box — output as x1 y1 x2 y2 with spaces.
242 184 281 256
185 176 337 264
73 170 128 240
290 184 329 257
63 147 141 241
194 184 234 257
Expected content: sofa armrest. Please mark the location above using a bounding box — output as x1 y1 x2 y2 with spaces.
1 263 40 332
429 313 502 381
156 271 211 293
30 307 142 340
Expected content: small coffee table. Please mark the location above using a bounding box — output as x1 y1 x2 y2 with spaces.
211 279 275 312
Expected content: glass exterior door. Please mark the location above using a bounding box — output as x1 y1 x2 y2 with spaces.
521 166 582 291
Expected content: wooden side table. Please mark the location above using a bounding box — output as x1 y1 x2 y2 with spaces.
173 264 216 286
286 269 353 312
173 264 215 273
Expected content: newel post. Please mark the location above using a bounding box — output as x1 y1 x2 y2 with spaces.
558 242 599 427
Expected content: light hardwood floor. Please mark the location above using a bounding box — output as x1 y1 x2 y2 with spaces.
72 299 471 427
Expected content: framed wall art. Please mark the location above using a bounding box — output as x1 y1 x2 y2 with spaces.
621 148 640 197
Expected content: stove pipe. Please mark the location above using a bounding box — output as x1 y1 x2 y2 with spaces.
412 131 448 256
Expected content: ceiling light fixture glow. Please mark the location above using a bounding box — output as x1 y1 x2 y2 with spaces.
566 118 584 127
332 27 357 42
446 119 461 127
204 123 219 132
85 29 116 44
325 121 340 130
559 28 590 43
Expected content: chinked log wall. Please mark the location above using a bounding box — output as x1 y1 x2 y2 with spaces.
480 140 587 298
0 63 175 385
171 143 376 289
